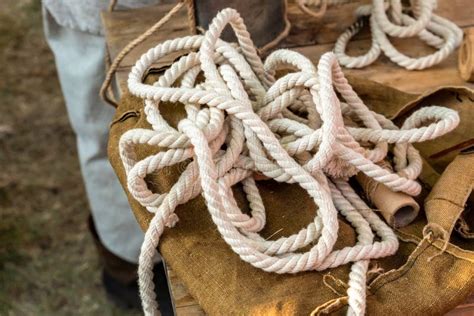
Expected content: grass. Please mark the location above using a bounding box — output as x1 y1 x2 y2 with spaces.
0 1 140 315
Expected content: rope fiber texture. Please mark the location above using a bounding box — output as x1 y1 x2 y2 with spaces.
331 0 463 69
121 8 460 316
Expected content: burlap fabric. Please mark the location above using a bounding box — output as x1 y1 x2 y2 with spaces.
108 74 474 315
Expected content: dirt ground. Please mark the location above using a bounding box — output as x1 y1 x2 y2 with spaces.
0 1 140 315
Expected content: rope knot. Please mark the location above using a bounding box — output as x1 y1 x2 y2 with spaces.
164 213 180 228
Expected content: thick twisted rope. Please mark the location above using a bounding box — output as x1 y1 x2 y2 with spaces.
121 8 459 316
333 0 463 69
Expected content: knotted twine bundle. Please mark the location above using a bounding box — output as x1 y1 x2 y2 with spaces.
120 8 460 316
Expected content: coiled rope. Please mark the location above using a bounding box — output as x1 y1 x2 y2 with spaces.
121 8 459 316
331 0 463 69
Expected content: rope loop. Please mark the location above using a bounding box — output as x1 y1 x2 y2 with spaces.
332 0 462 69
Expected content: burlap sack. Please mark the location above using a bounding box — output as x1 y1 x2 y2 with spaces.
107 75 474 315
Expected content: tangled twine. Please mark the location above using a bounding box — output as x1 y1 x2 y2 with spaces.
120 8 459 316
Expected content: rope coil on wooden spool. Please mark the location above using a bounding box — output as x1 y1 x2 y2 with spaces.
458 28 474 82
120 8 460 315
330 0 463 70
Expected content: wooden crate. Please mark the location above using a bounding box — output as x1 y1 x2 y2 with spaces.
102 1 474 314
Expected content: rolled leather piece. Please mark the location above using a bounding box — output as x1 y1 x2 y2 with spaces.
424 149 474 240
458 27 474 82
356 166 420 228
193 0 289 51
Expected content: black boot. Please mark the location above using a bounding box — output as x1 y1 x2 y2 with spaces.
89 216 174 314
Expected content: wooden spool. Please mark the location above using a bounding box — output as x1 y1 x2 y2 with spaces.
459 27 474 82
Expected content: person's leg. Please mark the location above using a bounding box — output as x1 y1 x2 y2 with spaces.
42 8 173 314
42 7 143 264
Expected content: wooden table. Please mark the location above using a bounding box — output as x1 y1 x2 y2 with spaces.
102 1 474 314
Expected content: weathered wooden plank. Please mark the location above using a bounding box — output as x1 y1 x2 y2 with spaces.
175 305 207 316
101 3 191 69
166 266 205 315
294 38 474 93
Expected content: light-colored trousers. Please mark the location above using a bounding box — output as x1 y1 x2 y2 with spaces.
43 8 143 263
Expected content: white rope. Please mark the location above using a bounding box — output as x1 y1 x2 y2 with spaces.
121 8 460 316
333 0 463 69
